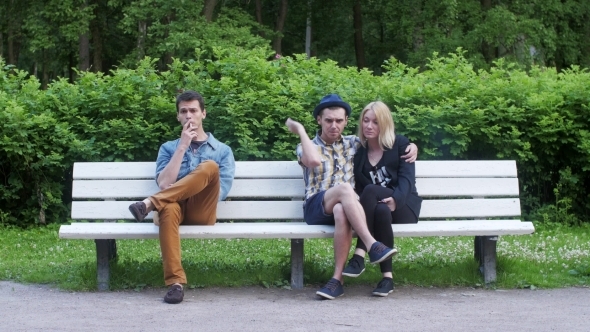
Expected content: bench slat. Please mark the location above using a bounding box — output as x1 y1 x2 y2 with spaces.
72 179 305 199
59 220 534 240
73 161 303 180
71 198 521 220
72 160 517 180
72 177 519 199
415 160 516 178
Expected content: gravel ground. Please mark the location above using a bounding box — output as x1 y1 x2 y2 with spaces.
1 281 588 331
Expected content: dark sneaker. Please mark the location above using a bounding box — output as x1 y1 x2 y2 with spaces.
372 277 394 297
342 255 365 278
368 242 398 264
316 278 344 300
164 284 184 304
129 201 148 222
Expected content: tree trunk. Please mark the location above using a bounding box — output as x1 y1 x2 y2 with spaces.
6 0 20 65
79 33 90 71
305 0 311 58
255 0 265 38
201 0 219 23
273 0 288 54
137 21 147 61
412 3 424 52
7 27 16 65
42 50 48 90
353 0 366 69
91 23 103 72
78 0 90 71
162 11 176 68
480 0 495 63
68 52 75 83
0 32 3 61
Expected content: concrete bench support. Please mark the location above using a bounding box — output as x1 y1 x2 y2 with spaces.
95 239 116 291
291 239 304 289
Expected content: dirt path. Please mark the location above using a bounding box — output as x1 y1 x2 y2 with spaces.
1 281 588 331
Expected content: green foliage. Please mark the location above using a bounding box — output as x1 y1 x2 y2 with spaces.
3 0 590 84
529 168 582 227
117 1 272 68
0 64 89 226
1 48 590 225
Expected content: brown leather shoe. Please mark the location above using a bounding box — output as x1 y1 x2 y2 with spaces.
164 284 184 304
128 202 148 222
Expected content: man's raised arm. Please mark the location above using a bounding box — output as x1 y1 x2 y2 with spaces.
285 118 321 168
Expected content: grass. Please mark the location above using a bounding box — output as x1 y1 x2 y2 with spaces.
0 222 589 291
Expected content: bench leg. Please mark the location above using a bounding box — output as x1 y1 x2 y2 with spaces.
474 236 497 284
95 239 117 291
291 239 304 289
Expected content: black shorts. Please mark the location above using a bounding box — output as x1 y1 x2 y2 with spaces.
303 191 335 225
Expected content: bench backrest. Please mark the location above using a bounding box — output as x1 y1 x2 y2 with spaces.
70 160 521 221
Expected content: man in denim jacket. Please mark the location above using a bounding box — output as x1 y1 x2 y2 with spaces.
128 90 235 304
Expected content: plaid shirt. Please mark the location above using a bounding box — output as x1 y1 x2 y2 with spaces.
296 132 361 201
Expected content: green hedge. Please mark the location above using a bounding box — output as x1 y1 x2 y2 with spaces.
1 48 589 226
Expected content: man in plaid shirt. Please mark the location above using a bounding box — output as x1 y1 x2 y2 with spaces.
286 94 417 299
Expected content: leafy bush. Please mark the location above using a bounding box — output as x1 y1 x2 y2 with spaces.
0 68 89 225
1 49 589 226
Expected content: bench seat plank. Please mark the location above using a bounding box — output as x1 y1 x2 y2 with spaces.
414 160 516 178
59 220 534 240
72 179 304 199
72 160 518 180
71 198 522 220
72 178 520 199
73 161 303 180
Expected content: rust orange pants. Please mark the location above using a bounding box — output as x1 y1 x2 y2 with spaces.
149 160 220 285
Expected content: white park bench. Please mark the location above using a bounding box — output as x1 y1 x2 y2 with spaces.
59 160 535 291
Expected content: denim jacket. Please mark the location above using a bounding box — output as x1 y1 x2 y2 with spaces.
155 133 235 201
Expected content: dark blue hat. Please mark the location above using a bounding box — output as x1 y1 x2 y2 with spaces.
313 94 352 118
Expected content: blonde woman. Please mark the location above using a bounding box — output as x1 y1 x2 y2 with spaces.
343 101 422 296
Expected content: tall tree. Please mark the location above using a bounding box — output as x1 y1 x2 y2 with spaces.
23 0 94 84
273 0 288 54
90 0 108 72
117 0 270 68
4 0 25 65
79 33 90 71
255 0 265 38
305 0 311 58
480 0 495 63
202 0 219 23
352 0 366 69
78 0 90 71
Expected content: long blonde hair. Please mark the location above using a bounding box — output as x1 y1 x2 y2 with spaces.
357 101 396 149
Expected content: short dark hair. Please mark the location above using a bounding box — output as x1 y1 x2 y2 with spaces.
176 90 205 113
317 106 347 119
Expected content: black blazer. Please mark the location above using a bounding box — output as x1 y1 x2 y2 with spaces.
353 134 422 218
